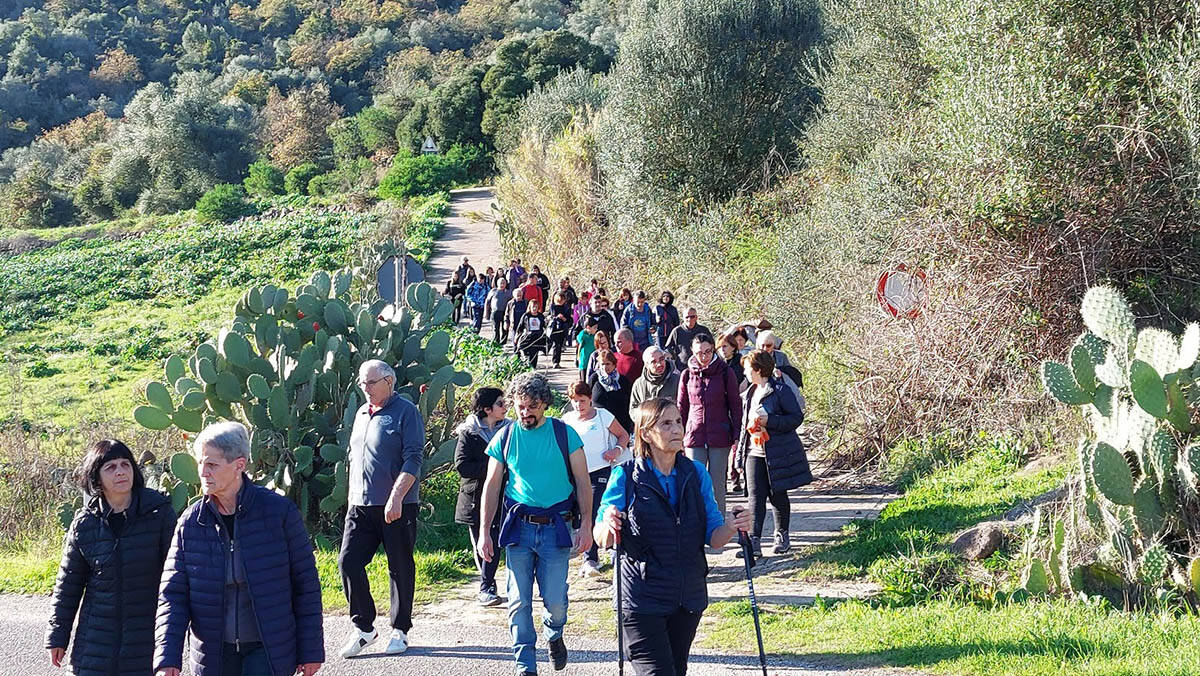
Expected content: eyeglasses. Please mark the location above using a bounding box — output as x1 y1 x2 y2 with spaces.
359 377 389 387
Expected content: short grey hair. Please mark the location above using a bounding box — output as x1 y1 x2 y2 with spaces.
615 328 634 341
756 330 782 349
643 345 667 361
193 421 250 463
507 371 552 407
359 359 395 380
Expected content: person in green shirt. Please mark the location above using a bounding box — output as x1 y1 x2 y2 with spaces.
576 318 598 383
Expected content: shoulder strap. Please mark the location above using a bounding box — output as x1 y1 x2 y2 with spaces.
551 417 571 468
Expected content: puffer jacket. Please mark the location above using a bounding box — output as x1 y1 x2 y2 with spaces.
737 378 813 491
46 487 176 676
677 355 742 448
454 415 511 525
155 477 324 676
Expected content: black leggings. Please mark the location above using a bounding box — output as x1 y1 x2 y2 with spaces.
622 608 703 675
746 455 790 539
550 329 567 366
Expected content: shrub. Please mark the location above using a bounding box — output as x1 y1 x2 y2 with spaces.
195 184 255 223
243 159 285 197
284 162 323 195
377 151 466 200
306 171 341 197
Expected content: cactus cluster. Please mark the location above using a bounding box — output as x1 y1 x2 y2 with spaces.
133 270 471 521
1035 285 1200 602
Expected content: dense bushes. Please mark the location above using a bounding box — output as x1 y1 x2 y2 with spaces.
377 145 487 200
497 0 1200 462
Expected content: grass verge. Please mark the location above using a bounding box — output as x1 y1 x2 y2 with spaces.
704 597 1200 675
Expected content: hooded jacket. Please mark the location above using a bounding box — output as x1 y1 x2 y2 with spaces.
677 355 742 448
454 415 511 524
47 487 176 676
736 378 813 490
630 360 681 415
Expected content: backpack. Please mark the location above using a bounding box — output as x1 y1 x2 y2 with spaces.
498 417 581 527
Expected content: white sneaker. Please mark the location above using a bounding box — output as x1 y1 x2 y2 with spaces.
579 559 603 578
385 629 408 654
339 627 378 658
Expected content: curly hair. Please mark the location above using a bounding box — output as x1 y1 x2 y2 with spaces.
507 371 553 407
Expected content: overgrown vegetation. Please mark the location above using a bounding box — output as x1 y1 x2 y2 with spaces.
496 0 1200 467
0 1 623 228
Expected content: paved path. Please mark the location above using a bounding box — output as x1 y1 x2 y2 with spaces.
1 591 916 675
427 186 502 291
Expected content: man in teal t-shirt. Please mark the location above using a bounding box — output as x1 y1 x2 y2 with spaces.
476 372 592 675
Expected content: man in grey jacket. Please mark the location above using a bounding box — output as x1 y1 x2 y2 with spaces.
629 345 681 416
338 359 425 658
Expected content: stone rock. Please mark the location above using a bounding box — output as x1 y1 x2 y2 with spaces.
951 521 1008 561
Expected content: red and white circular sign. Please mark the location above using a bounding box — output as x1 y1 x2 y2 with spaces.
876 264 928 319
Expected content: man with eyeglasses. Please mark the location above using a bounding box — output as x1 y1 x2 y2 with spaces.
338 359 425 659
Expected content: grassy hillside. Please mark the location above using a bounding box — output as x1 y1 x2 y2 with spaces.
0 196 374 428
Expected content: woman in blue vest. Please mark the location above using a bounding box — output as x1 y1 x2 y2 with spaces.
593 398 752 675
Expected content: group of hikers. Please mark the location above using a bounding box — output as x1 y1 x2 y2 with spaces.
45 259 814 676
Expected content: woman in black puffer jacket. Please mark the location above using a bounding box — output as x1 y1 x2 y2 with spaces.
45 439 176 675
454 387 511 608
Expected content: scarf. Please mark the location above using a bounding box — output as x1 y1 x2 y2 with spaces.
596 368 621 392
644 360 675 386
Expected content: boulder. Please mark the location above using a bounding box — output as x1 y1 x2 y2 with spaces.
950 521 1008 561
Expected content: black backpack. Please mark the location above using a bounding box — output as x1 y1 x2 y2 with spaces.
498 418 581 527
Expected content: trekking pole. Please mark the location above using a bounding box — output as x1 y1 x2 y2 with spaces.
737 517 768 676
614 536 624 676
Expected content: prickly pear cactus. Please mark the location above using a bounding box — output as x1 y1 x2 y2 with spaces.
1040 285 1200 603
133 271 471 527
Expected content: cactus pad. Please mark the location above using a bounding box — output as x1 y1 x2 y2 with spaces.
1129 359 1169 419
1081 286 1135 348
1135 328 1179 378
1140 544 1169 585
1042 360 1091 405
1092 442 1136 505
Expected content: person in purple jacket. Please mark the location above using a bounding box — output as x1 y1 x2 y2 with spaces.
676 332 742 520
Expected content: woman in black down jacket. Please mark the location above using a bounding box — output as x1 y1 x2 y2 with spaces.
454 387 511 607
736 349 813 558
45 439 176 675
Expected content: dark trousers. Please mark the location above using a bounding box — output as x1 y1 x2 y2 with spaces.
467 518 501 592
492 310 507 345
339 503 418 633
622 608 703 675
472 305 484 332
585 466 611 563
452 296 464 323
221 641 269 675
746 455 790 539
550 330 567 366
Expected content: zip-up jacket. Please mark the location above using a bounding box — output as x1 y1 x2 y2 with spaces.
154 478 324 676
46 488 175 676
615 457 709 615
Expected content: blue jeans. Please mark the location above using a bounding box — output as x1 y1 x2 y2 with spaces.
221 642 270 676
505 519 573 673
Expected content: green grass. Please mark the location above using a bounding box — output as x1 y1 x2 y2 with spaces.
800 433 1066 581
704 598 1200 675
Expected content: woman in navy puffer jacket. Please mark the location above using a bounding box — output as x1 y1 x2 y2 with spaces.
154 422 323 676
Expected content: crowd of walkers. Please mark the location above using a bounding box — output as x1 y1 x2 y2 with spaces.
44 258 812 676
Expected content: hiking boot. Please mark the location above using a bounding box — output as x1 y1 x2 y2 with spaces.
773 530 791 554
549 636 568 670
339 627 378 658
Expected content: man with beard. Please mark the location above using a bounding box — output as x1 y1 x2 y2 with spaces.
476 372 594 676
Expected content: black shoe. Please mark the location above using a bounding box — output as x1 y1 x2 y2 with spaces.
549 636 567 670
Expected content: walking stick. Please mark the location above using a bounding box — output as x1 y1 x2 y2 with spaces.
738 529 769 676
614 537 624 676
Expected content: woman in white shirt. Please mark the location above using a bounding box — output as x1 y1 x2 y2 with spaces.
563 379 632 577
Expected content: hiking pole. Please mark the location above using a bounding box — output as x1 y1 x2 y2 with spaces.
737 517 768 676
614 536 624 676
